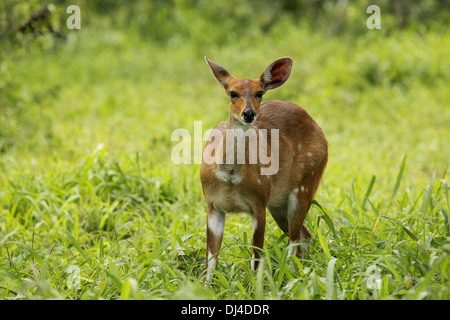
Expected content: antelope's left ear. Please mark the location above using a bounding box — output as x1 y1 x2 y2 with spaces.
260 57 293 91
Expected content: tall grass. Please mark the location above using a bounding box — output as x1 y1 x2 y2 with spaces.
1 146 448 299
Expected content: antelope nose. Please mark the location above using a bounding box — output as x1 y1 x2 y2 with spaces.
242 109 255 123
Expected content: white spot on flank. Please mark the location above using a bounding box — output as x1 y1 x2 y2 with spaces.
301 186 305 192
257 178 261 184
293 187 299 194
307 152 312 157
312 171 315 176
298 143 302 151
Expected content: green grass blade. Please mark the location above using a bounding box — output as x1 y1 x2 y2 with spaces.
312 200 338 239
137 239 171 285
106 258 123 291
326 258 337 300
120 278 138 300
406 255 446 300
4 241 44 265
362 175 376 211
390 155 407 204
317 225 332 262
434 198 449 236
381 215 418 241
255 262 265 300
64 230 88 260
380 255 403 283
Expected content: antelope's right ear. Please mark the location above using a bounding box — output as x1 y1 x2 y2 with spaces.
205 56 233 89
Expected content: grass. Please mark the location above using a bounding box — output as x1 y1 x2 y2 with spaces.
0 3 449 300
1 154 448 299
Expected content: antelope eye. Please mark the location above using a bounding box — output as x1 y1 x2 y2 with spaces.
256 91 264 99
229 91 238 99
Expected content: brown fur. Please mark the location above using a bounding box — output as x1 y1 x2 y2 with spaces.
201 57 328 280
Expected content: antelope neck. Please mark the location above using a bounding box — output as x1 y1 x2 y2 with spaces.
215 109 253 176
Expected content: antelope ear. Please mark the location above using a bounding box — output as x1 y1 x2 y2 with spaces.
260 57 293 91
205 56 233 89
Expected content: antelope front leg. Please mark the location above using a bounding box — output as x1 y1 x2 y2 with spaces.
206 204 225 282
251 208 266 271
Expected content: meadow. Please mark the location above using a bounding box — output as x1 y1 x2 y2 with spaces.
0 1 449 300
